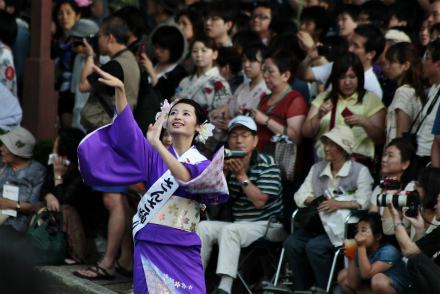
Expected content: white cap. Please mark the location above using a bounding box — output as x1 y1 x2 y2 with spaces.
228 116 257 133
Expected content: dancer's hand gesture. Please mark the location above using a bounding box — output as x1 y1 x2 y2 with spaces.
147 113 165 150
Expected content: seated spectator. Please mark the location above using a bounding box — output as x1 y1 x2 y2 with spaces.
212 43 269 123
138 25 188 100
0 10 17 97
384 42 423 146
217 47 243 94
175 9 203 45
369 138 418 221
0 127 46 234
197 116 286 294
202 2 234 47
249 1 278 45
336 4 360 41
419 19 430 55
231 13 250 37
299 6 331 44
40 127 104 264
283 126 373 291
301 52 385 169
246 49 308 151
298 24 385 99
390 185 440 293
337 213 410 294
268 18 298 41
0 83 21 133
232 31 263 56
51 0 81 127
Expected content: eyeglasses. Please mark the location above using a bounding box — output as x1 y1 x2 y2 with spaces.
251 14 271 20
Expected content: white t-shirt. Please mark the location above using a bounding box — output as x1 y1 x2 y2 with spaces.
416 83 440 157
312 62 383 99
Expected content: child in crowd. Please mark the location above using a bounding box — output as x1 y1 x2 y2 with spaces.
338 213 410 294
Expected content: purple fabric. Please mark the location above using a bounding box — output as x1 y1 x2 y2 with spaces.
134 233 206 293
78 106 229 294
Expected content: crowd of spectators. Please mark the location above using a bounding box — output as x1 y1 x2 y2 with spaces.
1 0 440 293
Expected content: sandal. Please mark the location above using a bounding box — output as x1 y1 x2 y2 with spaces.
115 259 133 277
73 263 115 280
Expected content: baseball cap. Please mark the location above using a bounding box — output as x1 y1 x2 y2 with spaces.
0 126 36 158
228 116 257 133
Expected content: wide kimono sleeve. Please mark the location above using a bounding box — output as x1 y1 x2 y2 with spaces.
78 105 153 187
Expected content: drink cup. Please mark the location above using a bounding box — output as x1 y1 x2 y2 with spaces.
344 239 357 258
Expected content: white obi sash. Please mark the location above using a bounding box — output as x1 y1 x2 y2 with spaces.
132 146 229 238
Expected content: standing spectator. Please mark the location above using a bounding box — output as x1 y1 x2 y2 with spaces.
52 0 81 127
427 0 440 30
336 4 360 42
384 43 424 146
247 49 308 152
0 10 17 97
203 2 234 47
75 16 140 280
250 1 277 45
113 5 147 55
0 0 29 99
298 24 385 100
418 39 440 168
197 116 286 294
138 25 187 100
419 19 430 55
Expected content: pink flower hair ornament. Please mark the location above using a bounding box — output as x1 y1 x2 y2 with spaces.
75 0 91 7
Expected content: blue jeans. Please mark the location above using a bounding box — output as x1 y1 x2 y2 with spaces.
283 229 335 290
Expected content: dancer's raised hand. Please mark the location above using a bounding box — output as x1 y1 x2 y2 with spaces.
147 113 165 149
92 64 127 114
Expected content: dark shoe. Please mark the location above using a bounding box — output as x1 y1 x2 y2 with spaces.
115 258 133 277
73 263 115 280
216 289 229 294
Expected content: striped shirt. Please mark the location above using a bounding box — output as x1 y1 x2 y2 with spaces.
230 152 283 221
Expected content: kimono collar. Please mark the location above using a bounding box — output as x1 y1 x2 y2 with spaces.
195 66 220 80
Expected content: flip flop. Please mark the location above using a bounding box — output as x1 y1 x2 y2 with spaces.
115 259 133 277
73 263 115 280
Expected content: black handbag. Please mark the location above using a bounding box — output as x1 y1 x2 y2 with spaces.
294 195 326 234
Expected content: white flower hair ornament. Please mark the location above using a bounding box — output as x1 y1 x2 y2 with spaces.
155 99 179 129
195 120 215 143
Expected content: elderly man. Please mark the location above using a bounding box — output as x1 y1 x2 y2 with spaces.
197 116 286 294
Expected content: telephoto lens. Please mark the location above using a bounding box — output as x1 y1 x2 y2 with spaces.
224 148 245 159
376 190 421 217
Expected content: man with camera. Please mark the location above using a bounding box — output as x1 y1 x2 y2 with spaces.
197 116 286 294
75 16 139 280
390 195 440 293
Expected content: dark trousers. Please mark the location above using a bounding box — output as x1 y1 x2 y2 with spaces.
407 253 440 293
283 229 334 290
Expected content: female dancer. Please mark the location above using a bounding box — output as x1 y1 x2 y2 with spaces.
77 65 228 293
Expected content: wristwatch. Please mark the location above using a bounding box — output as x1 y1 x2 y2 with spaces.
394 222 403 230
16 200 20 210
240 179 250 188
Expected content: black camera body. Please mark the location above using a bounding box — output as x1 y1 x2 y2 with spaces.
379 178 401 190
376 190 421 217
224 148 245 159
72 35 96 48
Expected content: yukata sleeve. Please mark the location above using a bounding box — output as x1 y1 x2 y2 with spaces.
177 147 229 204
78 105 153 187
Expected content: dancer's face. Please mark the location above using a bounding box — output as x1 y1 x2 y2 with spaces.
167 103 202 138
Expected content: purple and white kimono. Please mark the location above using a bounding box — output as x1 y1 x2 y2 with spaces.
78 105 229 293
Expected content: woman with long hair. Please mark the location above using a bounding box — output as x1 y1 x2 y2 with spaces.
384 42 424 145
302 52 386 170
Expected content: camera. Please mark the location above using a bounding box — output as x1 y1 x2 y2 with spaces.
242 109 252 117
317 45 332 57
72 35 96 48
379 178 401 191
224 148 245 159
376 190 421 217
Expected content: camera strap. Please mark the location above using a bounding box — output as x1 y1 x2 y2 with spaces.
409 87 440 134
